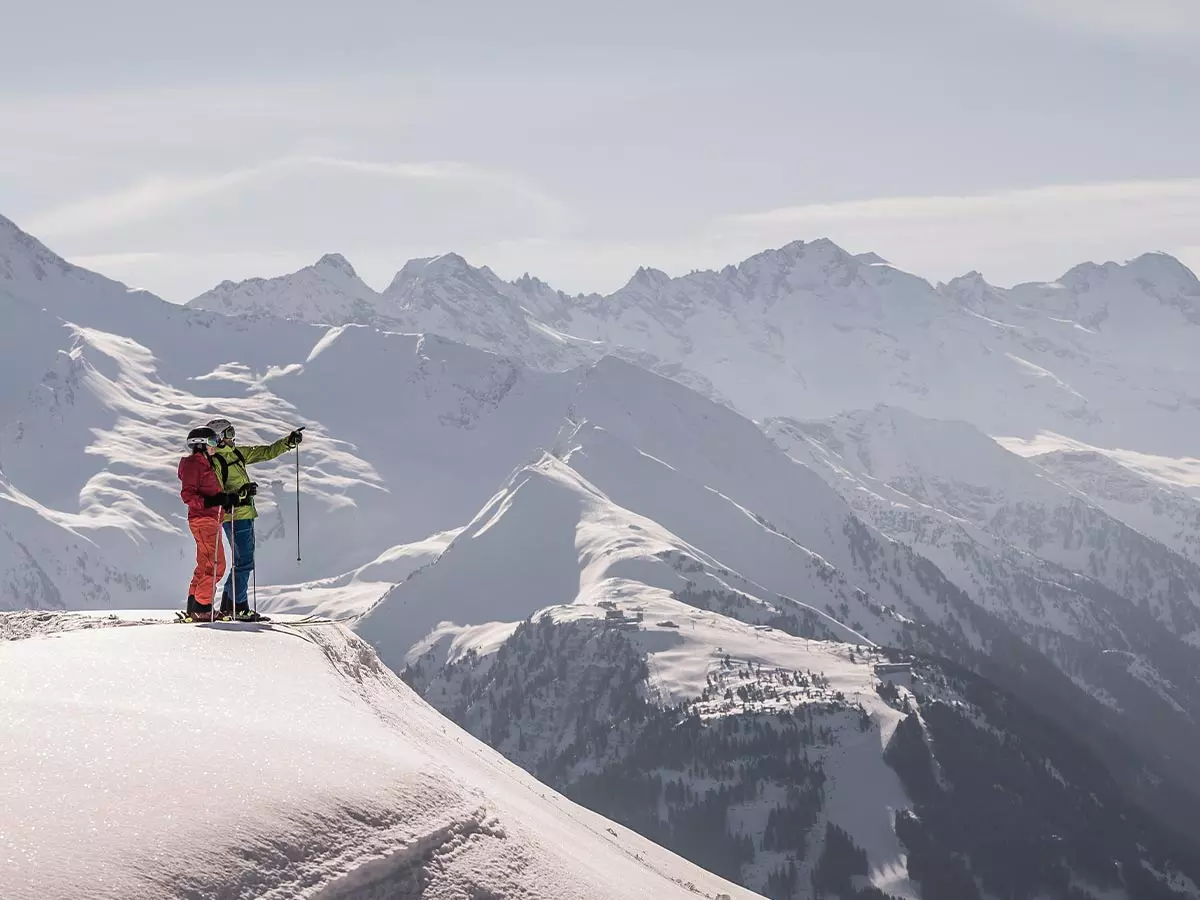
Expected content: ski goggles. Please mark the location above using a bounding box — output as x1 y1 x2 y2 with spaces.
206 435 220 447
218 426 235 443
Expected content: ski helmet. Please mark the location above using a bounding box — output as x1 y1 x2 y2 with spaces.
206 417 235 443
186 426 218 452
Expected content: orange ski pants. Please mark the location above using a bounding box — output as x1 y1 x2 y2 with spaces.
188 516 227 605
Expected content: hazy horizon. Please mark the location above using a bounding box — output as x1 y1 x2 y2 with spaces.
4 0 1198 301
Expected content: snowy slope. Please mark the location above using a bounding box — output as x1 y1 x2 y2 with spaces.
767 405 1200 642
358 358 1039 678
399 580 1200 899
1034 448 1200 568
0 213 600 610
356 450 887 677
411 606 926 900
0 613 761 900
764 408 1200 807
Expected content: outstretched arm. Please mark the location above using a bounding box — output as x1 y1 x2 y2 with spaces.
238 431 301 465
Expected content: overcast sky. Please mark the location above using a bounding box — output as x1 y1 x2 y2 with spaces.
2 0 1198 301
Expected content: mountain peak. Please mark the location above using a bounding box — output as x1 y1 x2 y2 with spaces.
384 252 489 299
622 266 671 291
313 253 358 278
0 212 72 272
1125 251 1200 286
940 270 999 306
1057 252 1199 293
738 238 856 274
413 252 474 280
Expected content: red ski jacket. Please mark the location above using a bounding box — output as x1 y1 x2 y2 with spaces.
178 452 224 521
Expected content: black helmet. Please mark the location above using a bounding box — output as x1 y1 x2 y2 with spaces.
186 426 218 452
206 417 235 444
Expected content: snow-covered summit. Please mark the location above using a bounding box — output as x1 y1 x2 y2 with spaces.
1 614 760 900
941 252 1200 333
188 252 379 325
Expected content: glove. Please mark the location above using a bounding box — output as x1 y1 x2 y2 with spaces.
204 492 235 511
287 430 304 448
241 482 258 498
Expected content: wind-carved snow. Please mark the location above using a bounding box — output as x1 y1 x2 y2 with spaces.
0 616 760 900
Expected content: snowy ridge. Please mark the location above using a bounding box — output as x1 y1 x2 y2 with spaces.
0 615 760 900
359 356 1031 678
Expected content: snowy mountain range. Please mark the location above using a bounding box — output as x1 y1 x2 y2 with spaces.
6 207 1200 898
189 237 1200 457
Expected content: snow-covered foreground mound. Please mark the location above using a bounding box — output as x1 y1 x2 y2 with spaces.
0 615 760 900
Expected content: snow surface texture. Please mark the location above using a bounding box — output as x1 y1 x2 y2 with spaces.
188 235 1200 458
0 614 759 900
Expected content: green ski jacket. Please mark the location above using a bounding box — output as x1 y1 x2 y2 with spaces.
211 436 292 521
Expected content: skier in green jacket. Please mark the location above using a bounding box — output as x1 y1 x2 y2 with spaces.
206 417 303 620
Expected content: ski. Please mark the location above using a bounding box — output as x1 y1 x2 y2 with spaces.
169 611 353 627
173 611 272 625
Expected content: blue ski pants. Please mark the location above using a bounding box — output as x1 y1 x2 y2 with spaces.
220 518 256 612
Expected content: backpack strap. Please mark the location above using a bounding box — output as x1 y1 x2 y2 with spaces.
211 453 229 485
213 448 250 488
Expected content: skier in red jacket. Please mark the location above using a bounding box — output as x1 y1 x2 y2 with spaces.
178 426 246 621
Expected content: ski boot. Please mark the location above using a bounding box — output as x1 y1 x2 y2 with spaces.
183 596 215 623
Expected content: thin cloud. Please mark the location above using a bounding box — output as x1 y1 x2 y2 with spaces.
28 156 568 239
724 179 1200 228
473 178 1200 295
713 178 1200 285
996 0 1200 43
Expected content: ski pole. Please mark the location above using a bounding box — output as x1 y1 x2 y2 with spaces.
294 426 305 563
252 519 258 618
228 503 236 620
211 508 223 615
